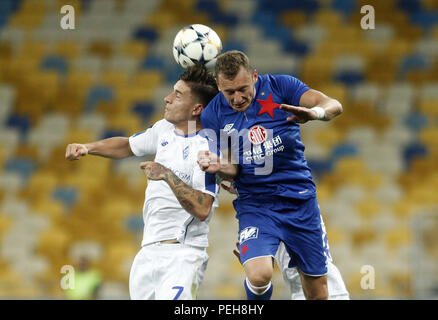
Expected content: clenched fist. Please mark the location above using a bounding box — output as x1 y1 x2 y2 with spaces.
197 150 221 174
65 143 88 161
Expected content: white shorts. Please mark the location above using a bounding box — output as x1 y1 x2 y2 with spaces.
129 242 209 300
275 242 350 300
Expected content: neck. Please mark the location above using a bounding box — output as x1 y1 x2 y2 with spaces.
174 119 202 136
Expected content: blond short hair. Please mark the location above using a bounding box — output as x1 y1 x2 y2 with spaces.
214 50 252 79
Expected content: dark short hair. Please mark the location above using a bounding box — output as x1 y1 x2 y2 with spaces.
178 65 219 107
214 50 252 79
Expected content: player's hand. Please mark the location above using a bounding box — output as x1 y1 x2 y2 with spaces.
197 150 221 174
140 161 170 181
280 104 318 124
65 143 88 161
233 241 242 265
221 178 237 194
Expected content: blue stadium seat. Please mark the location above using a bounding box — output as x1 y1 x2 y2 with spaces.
334 71 365 86
282 37 310 56
85 85 114 112
195 0 219 14
331 143 358 161
404 111 428 132
40 55 68 76
331 0 357 20
211 12 238 26
101 129 126 140
0 0 21 28
258 0 319 15
125 215 144 236
6 113 30 140
410 11 438 32
396 0 422 14
132 102 156 121
52 186 78 210
222 41 247 54
139 55 165 71
4 157 36 181
132 26 158 43
403 142 428 170
398 54 430 78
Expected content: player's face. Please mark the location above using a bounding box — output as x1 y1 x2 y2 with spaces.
163 80 197 124
217 67 258 112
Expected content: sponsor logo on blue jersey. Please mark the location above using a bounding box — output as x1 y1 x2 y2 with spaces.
239 226 259 244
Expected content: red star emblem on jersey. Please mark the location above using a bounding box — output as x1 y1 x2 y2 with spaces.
257 93 280 119
241 243 249 256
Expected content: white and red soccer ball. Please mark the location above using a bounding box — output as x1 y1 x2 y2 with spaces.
173 24 222 69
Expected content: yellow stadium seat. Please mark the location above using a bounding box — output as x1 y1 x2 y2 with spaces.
32 197 65 222
87 41 113 59
107 111 144 135
20 41 48 60
313 125 344 149
355 197 382 221
419 126 438 147
55 41 81 60
57 0 82 12
132 71 163 89
100 71 130 90
325 227 346 245
389 271 412 298
385 226 412 251
10 13 45 31
418 100 438 118
0 215 12 237
281 11 307 28
22 171 58 203
37 226 72 258
300 55 333 86
407 185 438 206
122 41 148 59
64 128 94 146
352 228 376 248
317 84 348 106
145 12 177 30
313 9 342 28
335 157 366 174
100 241 137 280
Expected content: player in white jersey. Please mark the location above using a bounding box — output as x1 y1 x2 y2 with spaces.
66 65 220 300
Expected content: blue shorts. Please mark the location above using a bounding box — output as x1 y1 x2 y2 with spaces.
234 195 330 276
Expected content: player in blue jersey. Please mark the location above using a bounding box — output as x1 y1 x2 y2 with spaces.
198 50 344 300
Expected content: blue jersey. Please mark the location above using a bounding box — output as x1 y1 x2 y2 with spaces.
201 74 316 201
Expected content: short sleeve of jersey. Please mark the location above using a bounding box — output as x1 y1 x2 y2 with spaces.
192 162 218 198
273 75 310 106
128 120 163 156
192 136 219 198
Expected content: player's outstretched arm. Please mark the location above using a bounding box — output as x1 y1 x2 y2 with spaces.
141 161 214 221
280 89 342 124
65 137 134 161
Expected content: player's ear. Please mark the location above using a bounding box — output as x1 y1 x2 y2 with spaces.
252 69 258 83
192 103 204 116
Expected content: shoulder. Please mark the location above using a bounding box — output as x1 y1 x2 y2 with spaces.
152 119 175 131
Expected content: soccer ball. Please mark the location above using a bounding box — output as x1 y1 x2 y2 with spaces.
173 24 222 69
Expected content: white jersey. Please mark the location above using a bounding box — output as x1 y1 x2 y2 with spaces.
129 119 219 248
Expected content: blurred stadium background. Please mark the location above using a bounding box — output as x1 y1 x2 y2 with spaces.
0 0 438 299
